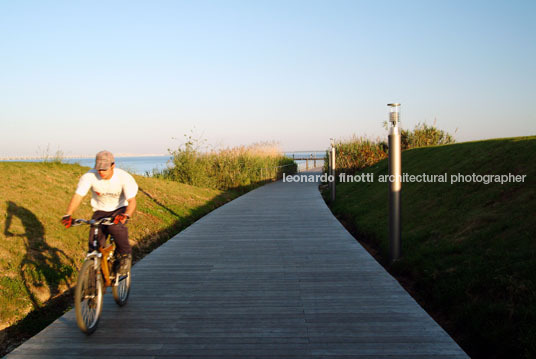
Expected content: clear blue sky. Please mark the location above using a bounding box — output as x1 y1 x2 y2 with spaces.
1 0 535 157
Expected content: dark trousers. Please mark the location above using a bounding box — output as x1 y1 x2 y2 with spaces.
88 206 131 255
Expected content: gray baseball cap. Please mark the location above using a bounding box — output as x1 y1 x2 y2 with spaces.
95 150 115 170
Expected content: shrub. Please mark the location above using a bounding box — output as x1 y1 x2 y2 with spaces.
327 122 455 177
401 122 455 150
324 136 387 177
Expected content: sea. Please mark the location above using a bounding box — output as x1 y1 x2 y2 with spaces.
285 151 326 171
63 156 173 175
2 151 326 176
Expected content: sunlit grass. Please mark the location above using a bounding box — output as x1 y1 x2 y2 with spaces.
0 161 240 334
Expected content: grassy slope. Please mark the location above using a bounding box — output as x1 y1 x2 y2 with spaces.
0 162 239 345
331 136 536 359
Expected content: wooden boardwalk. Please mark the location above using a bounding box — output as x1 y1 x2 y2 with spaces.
6 170 468 358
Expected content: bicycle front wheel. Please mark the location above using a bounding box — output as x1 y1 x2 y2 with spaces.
75 259 103 335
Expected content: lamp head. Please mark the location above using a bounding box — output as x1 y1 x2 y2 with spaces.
387 103 401 127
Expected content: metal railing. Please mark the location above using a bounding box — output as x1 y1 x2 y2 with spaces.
290 154 325 171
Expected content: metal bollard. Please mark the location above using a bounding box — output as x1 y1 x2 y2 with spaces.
388 103 402 263
328 150 332 186
330 139 336 202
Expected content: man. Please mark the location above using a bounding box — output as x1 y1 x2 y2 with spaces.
62 150 138 274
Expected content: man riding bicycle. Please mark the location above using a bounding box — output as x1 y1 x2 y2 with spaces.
62 150 138 275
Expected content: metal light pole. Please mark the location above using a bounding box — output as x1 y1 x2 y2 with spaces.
388 103 402 263
327 149 331 174
330 138 336 202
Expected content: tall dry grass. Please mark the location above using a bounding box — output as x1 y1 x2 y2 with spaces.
156 139 297 190
326 122 456 177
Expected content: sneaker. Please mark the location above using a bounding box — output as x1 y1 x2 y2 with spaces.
118 254 132 276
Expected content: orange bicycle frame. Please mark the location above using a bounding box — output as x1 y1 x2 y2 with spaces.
98 244 115 287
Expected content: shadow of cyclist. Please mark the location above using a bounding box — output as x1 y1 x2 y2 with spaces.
4 201 75 308
138 187 181 217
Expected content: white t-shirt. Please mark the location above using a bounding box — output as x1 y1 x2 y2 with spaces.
75 168 138 212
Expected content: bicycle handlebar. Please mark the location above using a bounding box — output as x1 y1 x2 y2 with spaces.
72 217 115 227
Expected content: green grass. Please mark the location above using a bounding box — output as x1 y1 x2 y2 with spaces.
0 161 243 353
330 136 536 359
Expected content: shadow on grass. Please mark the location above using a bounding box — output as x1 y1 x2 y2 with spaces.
4 202 75 309
2 202 77 356
138 187 181 218
0 176 289 356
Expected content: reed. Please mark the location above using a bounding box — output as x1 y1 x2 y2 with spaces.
156 140 297 190
327 122 455 177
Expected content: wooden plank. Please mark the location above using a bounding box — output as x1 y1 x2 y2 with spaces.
5 170 468 358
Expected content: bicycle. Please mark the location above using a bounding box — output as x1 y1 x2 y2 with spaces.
71 217 132 334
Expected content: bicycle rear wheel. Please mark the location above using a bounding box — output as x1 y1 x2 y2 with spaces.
75 259 103 334
112 267 131 306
